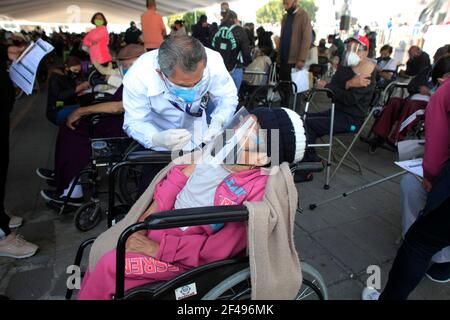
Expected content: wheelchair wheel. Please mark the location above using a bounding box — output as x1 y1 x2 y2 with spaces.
74 202 102 232
296 262 328 300
201 268 252 300
202 263 328 300
117 142 144 206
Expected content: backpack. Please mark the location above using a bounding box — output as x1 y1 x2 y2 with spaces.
212 25 241 71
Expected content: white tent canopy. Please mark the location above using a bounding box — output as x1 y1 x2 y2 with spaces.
0 0 224 24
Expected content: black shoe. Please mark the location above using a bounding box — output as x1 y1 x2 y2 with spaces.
40 190 84 207
294 171 314 183
426 262 450 283
36 168 55 181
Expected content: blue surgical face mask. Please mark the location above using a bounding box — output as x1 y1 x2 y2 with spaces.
161 70 210 105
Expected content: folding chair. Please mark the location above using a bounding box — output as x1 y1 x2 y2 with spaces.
322 82 402 188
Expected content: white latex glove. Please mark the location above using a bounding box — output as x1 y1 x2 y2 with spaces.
151 129 192 150
203 116 225 144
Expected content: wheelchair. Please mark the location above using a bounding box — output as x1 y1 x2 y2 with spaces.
57 135 172 232
240 63 277 110
66 206 328 300
359 81 413 154
65 150 329 300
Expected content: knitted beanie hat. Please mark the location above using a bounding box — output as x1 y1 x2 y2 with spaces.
250 107 306 164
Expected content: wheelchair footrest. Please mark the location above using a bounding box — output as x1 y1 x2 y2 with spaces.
292 162 325 174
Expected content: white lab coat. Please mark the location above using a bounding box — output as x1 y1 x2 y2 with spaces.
122 48 238 150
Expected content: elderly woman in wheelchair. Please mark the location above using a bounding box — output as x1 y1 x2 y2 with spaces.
76 107 310 300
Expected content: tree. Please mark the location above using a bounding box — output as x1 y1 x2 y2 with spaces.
167 10 207 33
256 0 318 24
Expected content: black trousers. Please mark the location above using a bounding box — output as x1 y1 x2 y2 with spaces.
279 63 295 108
0 108 11 236
303 110 361 162
380 197 450 300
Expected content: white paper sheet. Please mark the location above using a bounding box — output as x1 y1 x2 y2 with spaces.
397 140 425 161
9 39 54 95
291 68 310 93
395 158 424 178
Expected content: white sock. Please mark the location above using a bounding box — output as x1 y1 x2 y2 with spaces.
0 228 5 240
61 179 84 198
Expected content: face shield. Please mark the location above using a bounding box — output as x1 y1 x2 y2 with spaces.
161 69 211 105
343 42 364 67
201 108 271 167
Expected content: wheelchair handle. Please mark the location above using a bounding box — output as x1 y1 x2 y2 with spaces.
114 205 249 299
306 88 335 103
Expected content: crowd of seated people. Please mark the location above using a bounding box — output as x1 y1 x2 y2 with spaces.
368 44 450 151
37 44 145 207
3 5 450 301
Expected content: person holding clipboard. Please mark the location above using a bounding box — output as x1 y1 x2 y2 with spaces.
0 38 39 259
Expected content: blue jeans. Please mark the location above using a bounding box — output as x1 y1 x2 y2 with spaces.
56 105 80 126
231 67 244 93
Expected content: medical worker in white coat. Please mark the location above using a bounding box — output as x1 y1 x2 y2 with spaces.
123 35 238 152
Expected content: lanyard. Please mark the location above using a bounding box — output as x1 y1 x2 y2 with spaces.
168 94 209 118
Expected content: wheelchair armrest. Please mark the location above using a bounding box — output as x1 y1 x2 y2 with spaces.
125 150 172 163
144 205 249 230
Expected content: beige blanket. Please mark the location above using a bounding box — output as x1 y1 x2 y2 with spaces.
87 160 302 300
246 163 302 300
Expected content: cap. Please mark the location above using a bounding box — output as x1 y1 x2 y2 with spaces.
345 35 370 51
117 44 146 61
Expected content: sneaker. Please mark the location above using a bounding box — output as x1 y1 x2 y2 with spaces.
36 168 55 181
8 216 23 229
426 262 450 283
362 287 381 300
0 233 39 259
40 190 84 207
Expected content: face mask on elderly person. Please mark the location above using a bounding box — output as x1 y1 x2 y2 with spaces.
344 42 364 67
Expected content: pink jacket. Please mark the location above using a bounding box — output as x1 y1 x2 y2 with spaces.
83 26 112 64
78 165 268 300
423 78 450 182
150 165 268 269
